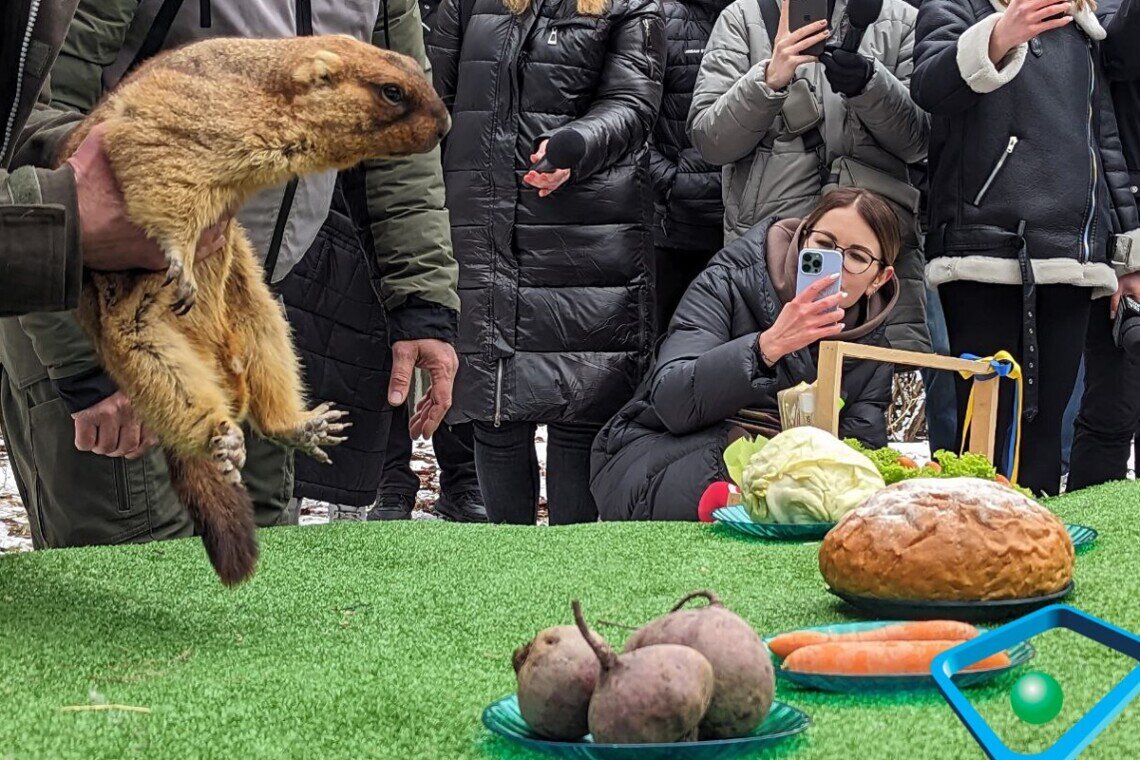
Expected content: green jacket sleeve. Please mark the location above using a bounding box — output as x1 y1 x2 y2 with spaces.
365 0 459 343
10 2 138 406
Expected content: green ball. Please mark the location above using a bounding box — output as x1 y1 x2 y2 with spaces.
1011 672 1064 725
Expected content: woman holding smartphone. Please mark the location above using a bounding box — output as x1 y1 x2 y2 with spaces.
688 0 930 352
911 0 1140 496
591 189 899 521
428 0 665 525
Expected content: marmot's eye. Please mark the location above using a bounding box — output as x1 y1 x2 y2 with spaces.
380 85 404 105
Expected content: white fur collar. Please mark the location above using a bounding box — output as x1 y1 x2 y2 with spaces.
987 0 1106 40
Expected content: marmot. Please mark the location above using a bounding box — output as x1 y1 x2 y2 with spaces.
57 36 449 585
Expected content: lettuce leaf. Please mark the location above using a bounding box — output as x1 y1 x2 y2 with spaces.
724 434 768 489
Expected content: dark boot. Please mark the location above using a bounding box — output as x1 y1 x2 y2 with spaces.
433 490 488 523
367 493 415 521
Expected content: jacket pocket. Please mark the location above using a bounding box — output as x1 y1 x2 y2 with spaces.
972 136 1020 207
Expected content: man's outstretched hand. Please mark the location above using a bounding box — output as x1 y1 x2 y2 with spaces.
68 124 229 272
388 339 459 440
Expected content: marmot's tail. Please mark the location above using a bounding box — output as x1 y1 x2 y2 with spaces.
167 454 259 586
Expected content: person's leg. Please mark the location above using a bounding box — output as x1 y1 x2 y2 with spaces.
546 422 601 525
939 283 1088 496
1068 297 1140 490
474 421 539 524
433 421 487 522
0 373 193 548
370 402 418 520
241 427 298 527
921 286 959 454
1060 359 1086 477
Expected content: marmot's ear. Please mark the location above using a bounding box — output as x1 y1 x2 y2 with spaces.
293 50 344 87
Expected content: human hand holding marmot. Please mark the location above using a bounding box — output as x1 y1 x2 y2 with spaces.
71 391 158 460
757 274 846 365
989 0 1073 65
389 339 460 439
68 125 230 272
523 140 571 197
765 0 830 91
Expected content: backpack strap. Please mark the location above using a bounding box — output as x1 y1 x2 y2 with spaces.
758 0 780 48
125 0 187 74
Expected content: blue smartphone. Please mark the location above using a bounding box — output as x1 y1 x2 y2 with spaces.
795 248 844 301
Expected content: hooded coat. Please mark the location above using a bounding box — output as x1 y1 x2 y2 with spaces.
428 0 667 426
590 217 897 521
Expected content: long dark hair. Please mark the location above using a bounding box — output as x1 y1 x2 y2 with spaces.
799 188 902 266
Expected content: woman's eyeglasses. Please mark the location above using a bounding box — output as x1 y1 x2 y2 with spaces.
804 230 884 275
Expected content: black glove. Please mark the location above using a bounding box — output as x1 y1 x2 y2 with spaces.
820 48 874 97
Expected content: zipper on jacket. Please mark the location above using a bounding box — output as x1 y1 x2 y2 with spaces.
1080 39 1098 265
1 0 42 163
493 359 505 427
973 136 1018 206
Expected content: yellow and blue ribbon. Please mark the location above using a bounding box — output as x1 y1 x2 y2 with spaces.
958 351 1022 485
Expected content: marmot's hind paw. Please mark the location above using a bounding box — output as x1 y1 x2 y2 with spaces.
209 420 246 486
271 402 351 463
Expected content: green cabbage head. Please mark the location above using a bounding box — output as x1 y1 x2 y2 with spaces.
739 427 884 523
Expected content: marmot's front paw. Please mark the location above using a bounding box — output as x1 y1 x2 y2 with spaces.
209 420 246 486
161 248 197 315
271 402 351 463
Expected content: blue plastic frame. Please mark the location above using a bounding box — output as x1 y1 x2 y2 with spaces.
931 605 1140 759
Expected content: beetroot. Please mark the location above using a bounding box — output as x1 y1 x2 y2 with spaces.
572 600 714 744
623 590 774 739
513 624 602 740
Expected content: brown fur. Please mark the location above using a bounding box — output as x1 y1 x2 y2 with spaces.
59 36 449 585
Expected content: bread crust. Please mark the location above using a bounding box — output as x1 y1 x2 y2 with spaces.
819 478 1075 601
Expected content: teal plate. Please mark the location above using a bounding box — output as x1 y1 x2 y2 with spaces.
711 505 834 541
764 621 1035 693
482 695 810 759
1066 523 1098 551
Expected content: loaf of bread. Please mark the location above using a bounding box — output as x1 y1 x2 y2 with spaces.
819 478 1074 601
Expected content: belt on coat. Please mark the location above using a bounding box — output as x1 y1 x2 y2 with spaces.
926 222 1040 422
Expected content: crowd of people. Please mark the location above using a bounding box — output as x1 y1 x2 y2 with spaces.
0 0 1138 551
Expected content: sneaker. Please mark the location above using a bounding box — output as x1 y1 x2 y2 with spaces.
367 493 415 521
434 490 489 523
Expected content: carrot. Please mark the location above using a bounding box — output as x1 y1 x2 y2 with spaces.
925 461 943 474
898 456 919 470
768 620 980 660
782 641 1011 675
995 474 1011 486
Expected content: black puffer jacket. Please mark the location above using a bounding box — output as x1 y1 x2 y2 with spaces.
1104 0 1140 187
650 0 731 251
428 0 666 426
912 0 1139 296
591 218 896 521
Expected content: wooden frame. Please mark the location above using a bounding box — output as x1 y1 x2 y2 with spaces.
813 341 1000 461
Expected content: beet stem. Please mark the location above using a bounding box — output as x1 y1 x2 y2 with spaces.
669 590 722 612
571 599 618 671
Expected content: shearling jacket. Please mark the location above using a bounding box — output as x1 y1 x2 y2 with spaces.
911 0 1140 295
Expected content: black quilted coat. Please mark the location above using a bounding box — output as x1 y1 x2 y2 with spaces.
649 0 731 251
591 218 896 521
428 0 666 425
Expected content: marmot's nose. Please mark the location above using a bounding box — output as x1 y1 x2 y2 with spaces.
433 102 451 141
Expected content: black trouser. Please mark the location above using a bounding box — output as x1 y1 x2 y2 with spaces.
473 421 599 525
940 282 1091 497
1068 297 1140 491
378 402 479 500
655 245 719 333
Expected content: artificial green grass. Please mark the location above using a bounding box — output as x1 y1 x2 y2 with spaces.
1 482 1139 759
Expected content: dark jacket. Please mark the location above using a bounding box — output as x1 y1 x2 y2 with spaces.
429 0 666 426
0 0 85 318
590 217 896 521
912 0 1140 296
650 0 730 252
1103 0 1140 186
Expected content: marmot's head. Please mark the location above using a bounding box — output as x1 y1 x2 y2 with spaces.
287 36 450 168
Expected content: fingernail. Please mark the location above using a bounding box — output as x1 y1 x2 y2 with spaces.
840 291 849 298
389 393 403 405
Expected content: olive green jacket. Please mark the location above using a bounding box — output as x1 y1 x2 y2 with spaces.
0 0 85 319
0 0 458 410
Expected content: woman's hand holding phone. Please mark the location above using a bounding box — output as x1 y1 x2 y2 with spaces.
990 0 1072 64
766 0 831 91
758 274 846 366
523 139 572 198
